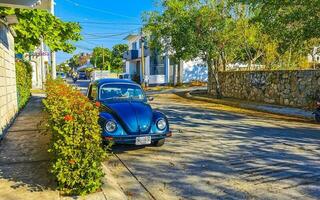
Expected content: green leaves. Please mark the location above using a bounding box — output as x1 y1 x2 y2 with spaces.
15 60 32 109
0 7 82 53
90 47 111 70
89 44 128 72
43 79 107 195
235 0 320 67
145 0 319 71
111 44 129 72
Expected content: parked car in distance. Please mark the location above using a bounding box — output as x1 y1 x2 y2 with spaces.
119 73 132 80
91 70 110 82
87 78 172 146
78 72 87 80
56 72 66 79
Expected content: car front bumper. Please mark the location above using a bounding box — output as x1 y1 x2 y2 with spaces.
103 132 172 144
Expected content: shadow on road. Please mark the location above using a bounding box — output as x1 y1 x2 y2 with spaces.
113 103 320 199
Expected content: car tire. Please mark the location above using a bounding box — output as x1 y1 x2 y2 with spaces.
153 139 165 147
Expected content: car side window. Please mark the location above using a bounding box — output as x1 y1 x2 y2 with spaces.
88 84 98 100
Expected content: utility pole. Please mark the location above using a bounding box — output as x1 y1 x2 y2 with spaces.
40 38 46 89
141 36 146 88
50 0 56 79
102 45 104 71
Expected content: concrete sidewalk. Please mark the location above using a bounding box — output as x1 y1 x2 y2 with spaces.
0 94 59 200
0 94 127 200
183 90 315 122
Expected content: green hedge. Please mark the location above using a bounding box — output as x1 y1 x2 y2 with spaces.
43 79 106 195
15 60 32 109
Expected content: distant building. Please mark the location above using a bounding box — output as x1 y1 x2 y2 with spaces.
23 47 50 89
123 34 207 85
308 46 320 64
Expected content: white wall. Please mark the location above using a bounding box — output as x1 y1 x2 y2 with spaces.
129 62 137 74
182 58 208 83
148 75 166 85
0 23 18 137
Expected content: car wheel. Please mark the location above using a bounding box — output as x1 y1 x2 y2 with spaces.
315 114 320 123
153 139 165 147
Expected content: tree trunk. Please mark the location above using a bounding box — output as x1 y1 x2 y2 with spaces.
220 52 227 71
172 63 177 86
207 58 222 99
177 60 182 85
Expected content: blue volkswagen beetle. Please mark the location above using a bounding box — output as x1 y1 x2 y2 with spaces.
87 79 171 146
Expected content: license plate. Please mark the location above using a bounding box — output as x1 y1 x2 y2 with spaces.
135 136 151 145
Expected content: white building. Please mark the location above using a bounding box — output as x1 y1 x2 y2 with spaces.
308 46 320 64
123 34 207 85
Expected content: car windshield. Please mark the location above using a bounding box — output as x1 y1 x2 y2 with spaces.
100 84 145 101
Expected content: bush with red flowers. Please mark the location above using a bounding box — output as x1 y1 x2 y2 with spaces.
43 79 106 195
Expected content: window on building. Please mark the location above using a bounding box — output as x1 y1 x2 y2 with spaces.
139 40 142 49
132 42 137 50
150 55 165 75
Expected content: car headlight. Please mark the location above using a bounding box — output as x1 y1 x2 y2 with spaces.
156 118 167 130
105 121 117 133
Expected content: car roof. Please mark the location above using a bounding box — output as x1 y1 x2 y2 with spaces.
95 78 139 87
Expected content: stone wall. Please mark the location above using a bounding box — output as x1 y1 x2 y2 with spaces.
212 70 320 109
0 23 17 137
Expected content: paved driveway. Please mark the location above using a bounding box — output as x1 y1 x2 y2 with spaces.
105 93 320 200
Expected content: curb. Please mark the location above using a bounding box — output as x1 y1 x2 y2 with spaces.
175 90 316 124
101 162 128 200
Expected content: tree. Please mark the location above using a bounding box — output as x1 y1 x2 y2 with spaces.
144 0 242 98
111 44 128 73
144 3 195 85
236 0 320 67
90 47 111 70
0 7 82 53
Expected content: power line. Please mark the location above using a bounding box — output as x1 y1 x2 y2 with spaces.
74 44 93 51
77 21 142 26
63 0 140 20
82 28 140 39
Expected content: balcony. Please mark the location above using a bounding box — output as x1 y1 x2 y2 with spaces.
123 49 150 61
123 50 138 60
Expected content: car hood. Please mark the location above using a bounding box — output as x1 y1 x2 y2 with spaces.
103 101 153 135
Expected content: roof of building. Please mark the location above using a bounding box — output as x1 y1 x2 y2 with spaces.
123 34 140 41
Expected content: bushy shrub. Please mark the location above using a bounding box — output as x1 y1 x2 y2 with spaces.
43 79 106 195
15 60 32 109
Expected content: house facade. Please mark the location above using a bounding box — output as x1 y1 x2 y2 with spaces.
0 0 53 138
123 34 208 85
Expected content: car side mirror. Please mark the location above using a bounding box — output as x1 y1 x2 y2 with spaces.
148 96 154 101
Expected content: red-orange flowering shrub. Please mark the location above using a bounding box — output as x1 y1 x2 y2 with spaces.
43 79 106 195
95 101 101 107
64 115 73 121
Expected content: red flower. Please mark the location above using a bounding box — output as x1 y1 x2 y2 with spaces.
95 101 101 107
64 115 73 121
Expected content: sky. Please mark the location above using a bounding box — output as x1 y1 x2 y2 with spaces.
54 0 157 64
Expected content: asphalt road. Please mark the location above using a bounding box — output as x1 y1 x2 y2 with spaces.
73 79 320 200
